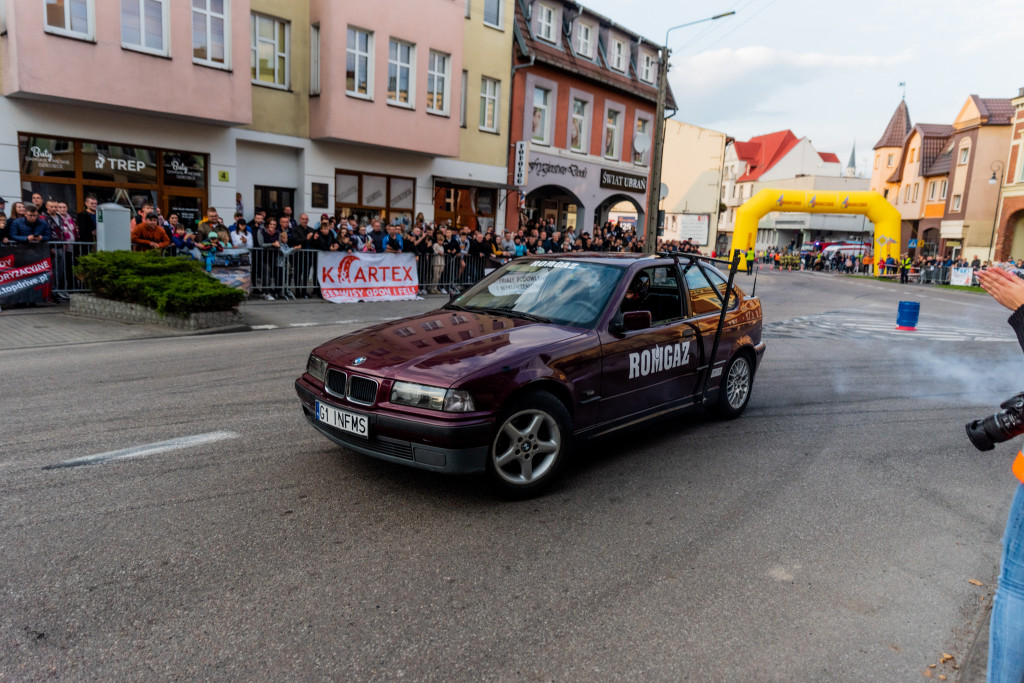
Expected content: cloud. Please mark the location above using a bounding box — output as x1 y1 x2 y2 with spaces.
669 46 912 128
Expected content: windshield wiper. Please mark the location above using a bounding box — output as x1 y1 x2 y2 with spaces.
442 302 467 311
468 306 551 324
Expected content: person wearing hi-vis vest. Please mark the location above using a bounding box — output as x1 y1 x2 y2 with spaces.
899 253 912 284
745 247 755 276
976 265 1024 681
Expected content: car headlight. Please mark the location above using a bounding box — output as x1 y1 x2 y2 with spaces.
390 381 476 413
307 354 328 383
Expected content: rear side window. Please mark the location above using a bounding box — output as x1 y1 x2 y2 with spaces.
683 267 721 316
705 269 738 310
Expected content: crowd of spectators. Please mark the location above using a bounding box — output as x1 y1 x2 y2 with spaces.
1 192 727 300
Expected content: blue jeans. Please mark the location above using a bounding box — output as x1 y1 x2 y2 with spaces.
989 483 1024 682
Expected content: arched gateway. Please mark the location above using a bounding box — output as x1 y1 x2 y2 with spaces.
730 189 901 275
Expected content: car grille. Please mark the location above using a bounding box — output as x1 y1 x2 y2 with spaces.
348 376 378 405
325 370 347 398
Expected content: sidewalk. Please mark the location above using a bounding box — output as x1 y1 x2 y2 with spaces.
0 295 446 351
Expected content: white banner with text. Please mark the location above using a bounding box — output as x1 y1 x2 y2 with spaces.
317 252 419 303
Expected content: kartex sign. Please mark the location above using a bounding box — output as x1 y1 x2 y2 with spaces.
317 252 419 303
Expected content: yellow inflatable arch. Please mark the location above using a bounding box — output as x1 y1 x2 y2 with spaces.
729 189 901 276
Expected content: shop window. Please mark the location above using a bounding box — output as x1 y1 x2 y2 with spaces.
121 0 168 55
19 135 76 179
251 14 290 88
45 0 93 40
192 0 229 68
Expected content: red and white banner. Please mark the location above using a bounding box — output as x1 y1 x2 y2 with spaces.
317 252 419 303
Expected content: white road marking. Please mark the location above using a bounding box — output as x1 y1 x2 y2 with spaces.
250 324 278 330
44 431 240 470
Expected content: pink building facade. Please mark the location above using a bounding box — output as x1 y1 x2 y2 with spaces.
0 0 505 230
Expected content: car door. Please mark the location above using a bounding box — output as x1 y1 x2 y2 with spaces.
680 262 739 391
597 264 701 423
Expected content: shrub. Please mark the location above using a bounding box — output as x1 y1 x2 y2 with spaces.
75 250 246 317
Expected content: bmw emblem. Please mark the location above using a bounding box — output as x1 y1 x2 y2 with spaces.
353 357 366 366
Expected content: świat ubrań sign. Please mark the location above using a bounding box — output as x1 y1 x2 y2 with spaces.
599 169 648 194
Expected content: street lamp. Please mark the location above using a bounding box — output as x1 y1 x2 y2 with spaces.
988 160 1005 263
644 11 736 255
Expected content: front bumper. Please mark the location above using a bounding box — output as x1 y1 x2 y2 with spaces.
295 379 492 474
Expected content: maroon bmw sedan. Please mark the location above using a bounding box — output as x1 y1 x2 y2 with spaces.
295 253 765 497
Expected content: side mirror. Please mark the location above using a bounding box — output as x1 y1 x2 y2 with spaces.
610 309 651 333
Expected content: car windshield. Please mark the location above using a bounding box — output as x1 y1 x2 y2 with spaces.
450 259 625 328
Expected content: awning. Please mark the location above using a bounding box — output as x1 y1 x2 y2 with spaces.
433 176 517 192
939 220 964 239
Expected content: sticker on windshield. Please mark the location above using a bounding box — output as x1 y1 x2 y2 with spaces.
532 260 579 270
487 272 544 297
629 341 690 379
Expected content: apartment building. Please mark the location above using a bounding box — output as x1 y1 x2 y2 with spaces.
994 87 1024 261
1 0 254 224
432 0 515 231
505 0 667 236
871 95 1013 260
1 0 507 230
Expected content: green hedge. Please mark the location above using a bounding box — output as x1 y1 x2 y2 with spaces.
74 250 246 317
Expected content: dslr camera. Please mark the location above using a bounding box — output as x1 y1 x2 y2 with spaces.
966 392 1024 451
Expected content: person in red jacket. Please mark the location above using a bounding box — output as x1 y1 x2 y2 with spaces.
130 213 170 251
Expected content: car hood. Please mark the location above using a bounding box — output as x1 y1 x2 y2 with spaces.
315 309 583 386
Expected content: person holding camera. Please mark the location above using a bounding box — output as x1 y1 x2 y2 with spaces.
975 265 1024 681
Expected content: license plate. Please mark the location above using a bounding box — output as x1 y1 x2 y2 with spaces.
315 400 369 437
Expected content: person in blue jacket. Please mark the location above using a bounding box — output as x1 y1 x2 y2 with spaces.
9 204 51 244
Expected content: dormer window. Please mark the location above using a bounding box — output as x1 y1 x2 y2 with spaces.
537 3 555 43
610 39 626 72
576 23 593 57
641 52 655 83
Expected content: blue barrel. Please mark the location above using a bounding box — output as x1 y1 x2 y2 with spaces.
896 301 920 330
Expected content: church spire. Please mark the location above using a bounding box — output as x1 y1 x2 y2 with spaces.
845 142 856 177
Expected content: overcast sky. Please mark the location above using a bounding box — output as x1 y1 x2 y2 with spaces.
582 0 1023 175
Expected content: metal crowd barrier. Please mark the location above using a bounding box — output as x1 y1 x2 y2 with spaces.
42 241 505 301
48 241 95 298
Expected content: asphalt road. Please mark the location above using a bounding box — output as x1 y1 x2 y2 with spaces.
2 270 1020 680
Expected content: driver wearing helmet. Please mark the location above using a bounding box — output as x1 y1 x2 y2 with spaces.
620 272 651 313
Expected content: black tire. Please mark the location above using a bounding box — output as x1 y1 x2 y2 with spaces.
486 391 572 499
711 353 753 419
